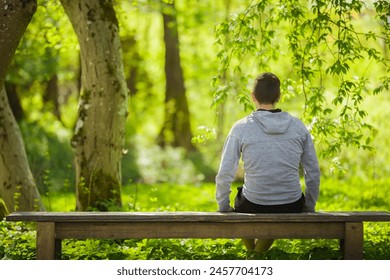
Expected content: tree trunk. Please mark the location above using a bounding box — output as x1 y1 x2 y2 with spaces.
0 86 45 212
158 1 195 152
43 74 62 121
0 0 44 212
60 0 128 211
0 0 36 85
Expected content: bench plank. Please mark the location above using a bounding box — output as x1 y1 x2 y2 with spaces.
6 211 390 223
55 221 345 239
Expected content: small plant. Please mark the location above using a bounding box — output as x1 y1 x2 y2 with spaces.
13 186 22 212
0 220 36 260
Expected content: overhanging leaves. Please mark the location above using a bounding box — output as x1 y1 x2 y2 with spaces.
213 0 390 158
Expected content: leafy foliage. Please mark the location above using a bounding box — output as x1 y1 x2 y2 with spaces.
20 119 74 195
0 221 36 260
7 0 77 89
213 0 390 158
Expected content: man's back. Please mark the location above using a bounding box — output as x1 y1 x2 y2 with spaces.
231 110 317 206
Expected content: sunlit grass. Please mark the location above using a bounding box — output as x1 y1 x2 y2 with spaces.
121 183 217 212
41 191 76 212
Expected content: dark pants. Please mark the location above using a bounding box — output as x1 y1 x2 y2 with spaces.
234 186 305 213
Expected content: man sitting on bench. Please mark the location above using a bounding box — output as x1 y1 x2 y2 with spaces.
216 72 321 252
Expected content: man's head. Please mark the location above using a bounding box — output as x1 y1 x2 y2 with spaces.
252 72 280 105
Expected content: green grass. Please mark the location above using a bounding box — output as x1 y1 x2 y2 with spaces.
1 177 389 260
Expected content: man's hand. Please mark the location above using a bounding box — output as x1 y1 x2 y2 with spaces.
218 206 235 212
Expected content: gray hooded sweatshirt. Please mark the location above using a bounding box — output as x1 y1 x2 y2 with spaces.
216 110 320 212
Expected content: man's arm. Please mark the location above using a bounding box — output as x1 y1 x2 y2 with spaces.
301 132 320 212
216 134 241 212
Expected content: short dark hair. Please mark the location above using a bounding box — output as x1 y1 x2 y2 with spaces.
252 72 280 104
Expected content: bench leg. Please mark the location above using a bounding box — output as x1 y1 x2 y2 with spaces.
340 222 363 260
37 222 59 260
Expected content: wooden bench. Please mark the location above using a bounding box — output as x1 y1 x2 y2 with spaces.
6 211 390 260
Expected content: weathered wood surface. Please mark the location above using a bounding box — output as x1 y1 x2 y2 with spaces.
36 222 56 260
6 211 390 223
341 223 364 260
54 222 345 239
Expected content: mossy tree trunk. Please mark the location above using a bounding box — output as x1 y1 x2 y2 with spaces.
0 0 35 83
60 0 128 211
0 86 45 212
0 0 44 213
158 1 195 152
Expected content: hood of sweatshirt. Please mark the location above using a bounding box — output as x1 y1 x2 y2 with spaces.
251 111 292 134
